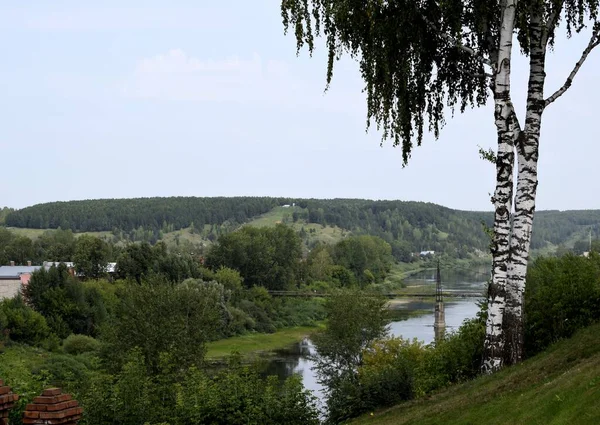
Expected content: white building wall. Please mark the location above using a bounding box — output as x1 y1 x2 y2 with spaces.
0 279 21 300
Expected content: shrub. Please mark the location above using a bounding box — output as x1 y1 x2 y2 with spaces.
420 315 485 392
358 338 424 408
63 334 101 355
174 357 320 425
525 253 600 356
34 354 91 391
82 352 320 425
0 296 51 345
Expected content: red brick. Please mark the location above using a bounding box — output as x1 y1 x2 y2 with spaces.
24 388 82 424
42 388 62 397
23 411 40 419
25 403 47 411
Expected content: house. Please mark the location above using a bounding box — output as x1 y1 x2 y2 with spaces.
0 265 42 300
43 261 76 275
43 261 117 277
420 250 435 257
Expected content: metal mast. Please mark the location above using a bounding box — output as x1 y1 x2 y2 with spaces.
434 260 446 342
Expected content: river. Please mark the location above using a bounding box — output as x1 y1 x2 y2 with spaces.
259 266 489 408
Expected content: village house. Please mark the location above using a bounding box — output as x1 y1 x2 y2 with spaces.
0 264 42 300
42 261 117 277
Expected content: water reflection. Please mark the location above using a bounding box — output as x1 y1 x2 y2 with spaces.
259 266 488 407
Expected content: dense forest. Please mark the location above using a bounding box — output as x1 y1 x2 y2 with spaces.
4 197 600 258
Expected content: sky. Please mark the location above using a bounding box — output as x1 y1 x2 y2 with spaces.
1 1 599 211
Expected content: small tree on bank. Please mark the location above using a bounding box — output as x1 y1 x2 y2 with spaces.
281 0 600 373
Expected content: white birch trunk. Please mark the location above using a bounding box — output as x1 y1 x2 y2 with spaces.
482 0 519 375
504 13 546 365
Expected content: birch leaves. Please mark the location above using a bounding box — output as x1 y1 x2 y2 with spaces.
281 0 600 372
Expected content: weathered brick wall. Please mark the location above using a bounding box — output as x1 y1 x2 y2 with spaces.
0 279 21 300
0 382 82 425
23 388 83 425
0 380 19 425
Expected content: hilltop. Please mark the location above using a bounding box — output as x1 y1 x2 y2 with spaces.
352 322 600 425
4 197 600 258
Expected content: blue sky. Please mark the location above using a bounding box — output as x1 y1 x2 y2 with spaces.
1 1 599 211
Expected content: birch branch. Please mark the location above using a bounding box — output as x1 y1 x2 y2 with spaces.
545 28 600 107
543 0 565 45
420 14 493 69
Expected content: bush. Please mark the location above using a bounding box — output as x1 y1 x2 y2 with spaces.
0 296 51 345
358 338 424 409
525 253 600 356
34 355 91 390
315 302 486 423
63 334 101 355
174 357 320 425
82 352 320 425
420 315 485 392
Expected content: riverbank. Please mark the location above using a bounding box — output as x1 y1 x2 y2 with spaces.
351 322 600 425
206 304 435 360
205 325 323 359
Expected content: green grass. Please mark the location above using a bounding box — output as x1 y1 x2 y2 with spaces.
245 207 347 248
205 325 323 359
6 227 113 240
245 206 294 228
383 263 429 288
160 226 211 247
352 322 600 425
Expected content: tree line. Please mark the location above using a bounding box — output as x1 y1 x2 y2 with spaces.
1 220 599 423
6 198 600 260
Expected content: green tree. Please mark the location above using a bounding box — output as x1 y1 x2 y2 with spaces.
313 289 388 423
0 295 51 345
307 245 334 282
36 228 76 262
23 265 107 337
73 235 110 279
4 236 35 265
281 0 600 372
214 266 244 293
102 279 228 373
333 235 392 284
206 224 302 290
115 242 157 283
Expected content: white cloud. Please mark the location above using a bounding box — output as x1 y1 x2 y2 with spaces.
124 49 363 111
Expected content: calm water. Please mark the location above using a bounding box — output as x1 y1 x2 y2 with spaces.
260 266 489 408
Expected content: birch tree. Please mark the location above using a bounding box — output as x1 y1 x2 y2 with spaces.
281 0 600 373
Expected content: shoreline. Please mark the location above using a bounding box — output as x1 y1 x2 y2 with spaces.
205 324 323 360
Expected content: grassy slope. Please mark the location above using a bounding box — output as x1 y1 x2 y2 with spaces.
205 325 322 359
5 206 347 250
160 226 211 247
6 227 113 240
353 322 600 425
244 206 347 247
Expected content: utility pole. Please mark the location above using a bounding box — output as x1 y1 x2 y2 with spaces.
434 259 445 342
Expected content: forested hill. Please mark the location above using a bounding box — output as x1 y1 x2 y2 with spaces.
5 197 287 232
5 197 600 256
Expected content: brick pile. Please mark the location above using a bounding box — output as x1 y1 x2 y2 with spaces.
23 388 83 425
0 380 19 425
